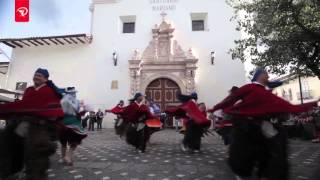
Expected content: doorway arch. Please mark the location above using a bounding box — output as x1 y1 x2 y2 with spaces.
145 78 181 111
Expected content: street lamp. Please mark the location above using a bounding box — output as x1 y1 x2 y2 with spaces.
112 52 118 66
210 51 215 65
298 71 304 104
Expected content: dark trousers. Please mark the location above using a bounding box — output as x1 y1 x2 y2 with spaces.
126 124 150 152
217 126 233 145
228 120 288 180
81 118 88 129
88 119 95 131
183 120 203 150
0 117 57 180
0 127 24 178
97 118 102 130
114 118 128 137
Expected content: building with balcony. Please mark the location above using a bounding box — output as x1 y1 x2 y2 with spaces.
273 74 320 104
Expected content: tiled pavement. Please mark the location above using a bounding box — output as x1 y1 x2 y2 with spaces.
46 129 320 180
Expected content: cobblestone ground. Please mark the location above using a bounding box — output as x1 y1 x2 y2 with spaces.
46 129 320 180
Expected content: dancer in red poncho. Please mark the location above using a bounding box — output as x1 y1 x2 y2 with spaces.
0 68 64 180
106 100 124 115
166 92 211 153
210 68 320 180
208 86 239 146
119 93 154 153
106 100 126 137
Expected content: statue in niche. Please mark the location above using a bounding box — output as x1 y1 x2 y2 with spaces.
186 48 195 59
132 49 141 60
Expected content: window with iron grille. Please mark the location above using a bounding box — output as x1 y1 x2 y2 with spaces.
192 20 205 31
16 82 27 91
123 22 135 33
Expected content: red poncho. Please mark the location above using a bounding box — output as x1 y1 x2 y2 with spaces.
211 83 317 117
120 102 154 123
0 85 64 118
106 105 124 115
166 100 211 126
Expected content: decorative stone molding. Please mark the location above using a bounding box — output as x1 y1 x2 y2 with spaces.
141 73 187 95
129 19 198 96
186 48 196 59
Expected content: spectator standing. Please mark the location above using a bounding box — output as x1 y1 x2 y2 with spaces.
96 109 104 130
88 111 96 131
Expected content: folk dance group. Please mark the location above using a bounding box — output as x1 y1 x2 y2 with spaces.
0 68 319 180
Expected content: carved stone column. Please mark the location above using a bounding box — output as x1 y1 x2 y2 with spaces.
129 59 141 96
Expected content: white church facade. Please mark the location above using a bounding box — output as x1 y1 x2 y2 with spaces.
0 0 246 124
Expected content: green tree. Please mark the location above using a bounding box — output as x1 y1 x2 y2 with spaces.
228 0 320 79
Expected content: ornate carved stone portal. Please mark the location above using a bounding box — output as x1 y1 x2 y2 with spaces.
129 20 198 96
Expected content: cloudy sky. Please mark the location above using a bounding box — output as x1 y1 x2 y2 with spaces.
0 0 91 60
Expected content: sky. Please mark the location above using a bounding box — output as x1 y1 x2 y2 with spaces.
0 0 91 60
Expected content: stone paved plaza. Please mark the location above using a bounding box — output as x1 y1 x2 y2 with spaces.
46 129 320 180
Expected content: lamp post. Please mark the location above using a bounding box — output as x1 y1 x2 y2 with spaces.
296 68 304 104
210 51 215 65
298 74 304 104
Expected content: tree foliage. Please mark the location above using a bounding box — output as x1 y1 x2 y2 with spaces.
228 0 320 79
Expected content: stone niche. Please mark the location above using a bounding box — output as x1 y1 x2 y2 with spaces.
129 20 198 96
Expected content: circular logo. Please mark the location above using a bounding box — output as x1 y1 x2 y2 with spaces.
17 7 29 17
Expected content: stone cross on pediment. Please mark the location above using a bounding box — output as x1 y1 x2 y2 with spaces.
139 19 189 62
160 11 167 21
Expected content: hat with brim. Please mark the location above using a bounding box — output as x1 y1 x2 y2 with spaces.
130 92 144 101
177 92 198 103
65 87 77 94
267 80 283 89
251 68 267 82
35 68 49 78
229 86 239 93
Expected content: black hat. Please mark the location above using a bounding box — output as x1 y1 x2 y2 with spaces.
190 92 198 100
177 92 198 103
229 86 239 93
130 92 144 101
35 68 49 78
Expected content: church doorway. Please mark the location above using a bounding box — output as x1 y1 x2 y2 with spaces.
145 78 181 127
145 78 181 112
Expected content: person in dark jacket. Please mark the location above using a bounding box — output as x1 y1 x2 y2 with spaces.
88 111 96 131
96 109 104 130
